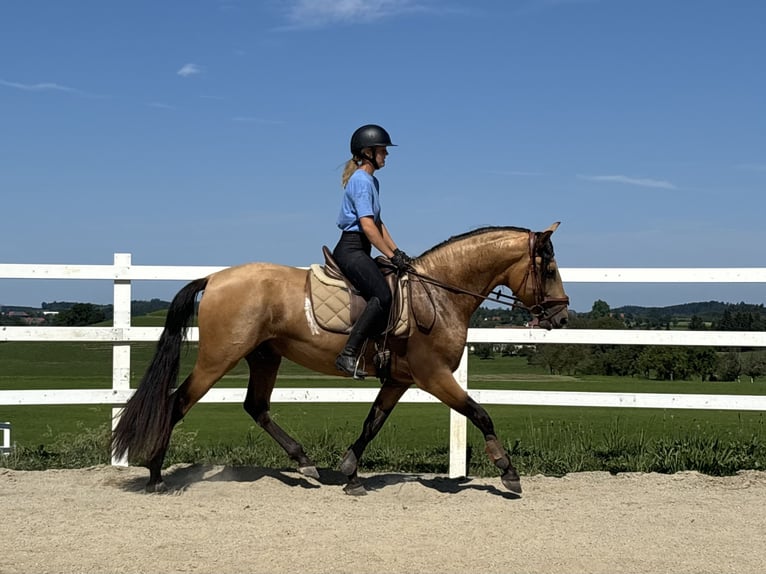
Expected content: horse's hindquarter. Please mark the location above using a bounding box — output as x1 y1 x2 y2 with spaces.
198 263 345 371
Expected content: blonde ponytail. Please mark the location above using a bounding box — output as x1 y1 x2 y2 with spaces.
341 157 361 188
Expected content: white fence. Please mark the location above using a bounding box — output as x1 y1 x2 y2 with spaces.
1 422 11 455
2 254 766 477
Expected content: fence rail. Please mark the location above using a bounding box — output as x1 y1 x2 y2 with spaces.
2 254 766 477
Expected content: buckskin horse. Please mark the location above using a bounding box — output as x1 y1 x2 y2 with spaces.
112 223 569 495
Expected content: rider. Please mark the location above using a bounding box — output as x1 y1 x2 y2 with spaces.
333 124 412 379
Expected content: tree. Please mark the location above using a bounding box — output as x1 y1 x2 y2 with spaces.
590 299 611 319
716 351 741 382
686 347 718 381
636 347 690 380
599 345 644 377
688 315 706 330
741 352 766 383
531 344 586 375
715 309 736 331
54 303 106 326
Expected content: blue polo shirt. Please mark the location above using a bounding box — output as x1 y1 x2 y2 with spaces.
336 170 381 232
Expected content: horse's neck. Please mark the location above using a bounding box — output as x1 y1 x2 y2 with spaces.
419 231 529 301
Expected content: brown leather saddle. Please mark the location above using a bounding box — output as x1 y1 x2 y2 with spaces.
305 246 411 336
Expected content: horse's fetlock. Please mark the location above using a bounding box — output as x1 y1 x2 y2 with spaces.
484 435 506 461
339 448 358 477
484 435 512 470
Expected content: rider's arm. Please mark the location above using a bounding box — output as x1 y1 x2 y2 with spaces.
359 216 396 259
379 222 400 256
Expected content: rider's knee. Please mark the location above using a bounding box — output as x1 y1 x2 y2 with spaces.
368 295 390 317
374 292 392 313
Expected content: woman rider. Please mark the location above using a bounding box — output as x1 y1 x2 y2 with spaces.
333 124 412 379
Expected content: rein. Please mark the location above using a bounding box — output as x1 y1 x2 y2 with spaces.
399 231 569 320
406 269 524 310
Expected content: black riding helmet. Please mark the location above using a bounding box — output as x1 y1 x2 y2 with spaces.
350 124 396 169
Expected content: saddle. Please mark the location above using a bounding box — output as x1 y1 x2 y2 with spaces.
306 246 411 337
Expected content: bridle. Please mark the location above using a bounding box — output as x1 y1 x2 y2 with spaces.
517 231 570 325
401 231 569 324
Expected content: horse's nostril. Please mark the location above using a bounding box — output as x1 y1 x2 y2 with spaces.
559 317 568 327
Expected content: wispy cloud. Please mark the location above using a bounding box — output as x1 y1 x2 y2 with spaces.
232 116 284 125
283 0 431 28
578 174 677 190
735 163 766 172
487 169 545 177
177 63 203 77
146 102 175 110
0 79 95 97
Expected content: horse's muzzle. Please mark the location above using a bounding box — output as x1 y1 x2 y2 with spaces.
530 302 569 330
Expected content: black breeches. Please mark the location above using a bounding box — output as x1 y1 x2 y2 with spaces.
333 232 392 338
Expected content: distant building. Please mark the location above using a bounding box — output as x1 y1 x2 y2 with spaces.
1 309 48 325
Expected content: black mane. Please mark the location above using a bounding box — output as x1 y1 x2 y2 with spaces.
418 226 531 259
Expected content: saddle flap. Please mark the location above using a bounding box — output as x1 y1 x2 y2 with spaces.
322 246 345 281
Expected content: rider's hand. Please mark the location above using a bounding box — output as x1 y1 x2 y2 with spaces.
391 249 412 272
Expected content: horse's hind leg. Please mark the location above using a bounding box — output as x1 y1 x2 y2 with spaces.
145 396 184 492
146 359 239 492
340 382 409 496
243 344 319 479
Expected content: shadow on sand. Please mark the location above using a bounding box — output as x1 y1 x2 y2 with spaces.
119 463 520 499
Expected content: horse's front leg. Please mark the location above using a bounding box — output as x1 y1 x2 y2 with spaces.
463 395 521 494
416 370 521 494
340 382 409 496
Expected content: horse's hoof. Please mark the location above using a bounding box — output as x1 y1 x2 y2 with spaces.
343 481 368 496
339 449 358 476
145 480 167 494
501 471 522 494
298 465 320 480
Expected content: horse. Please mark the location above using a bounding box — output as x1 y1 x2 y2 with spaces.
112 222 569 495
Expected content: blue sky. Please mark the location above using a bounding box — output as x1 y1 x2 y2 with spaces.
1 0 764 312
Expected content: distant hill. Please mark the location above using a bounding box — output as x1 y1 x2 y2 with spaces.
613 301 765 321
1 299 174 327
469 300 765 330
39 299 172 319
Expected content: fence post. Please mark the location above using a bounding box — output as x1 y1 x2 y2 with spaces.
1 422 11 455
111 253 132 466
449 346 469 478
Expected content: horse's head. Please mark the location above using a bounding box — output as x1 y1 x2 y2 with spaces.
413 222 569 330
514 222 569 330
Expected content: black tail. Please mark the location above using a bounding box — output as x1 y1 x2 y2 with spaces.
112 277 209 463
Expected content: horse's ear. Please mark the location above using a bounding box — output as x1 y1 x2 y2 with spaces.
537 222 560 245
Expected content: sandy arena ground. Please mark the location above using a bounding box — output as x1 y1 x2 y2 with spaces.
1 464 765 574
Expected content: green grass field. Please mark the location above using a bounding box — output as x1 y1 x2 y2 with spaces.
2 339 765 475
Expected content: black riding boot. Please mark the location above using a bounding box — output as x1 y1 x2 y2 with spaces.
335 298 385 380
335 348 367 380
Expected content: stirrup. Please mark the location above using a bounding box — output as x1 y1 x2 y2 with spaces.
335 352 367 380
